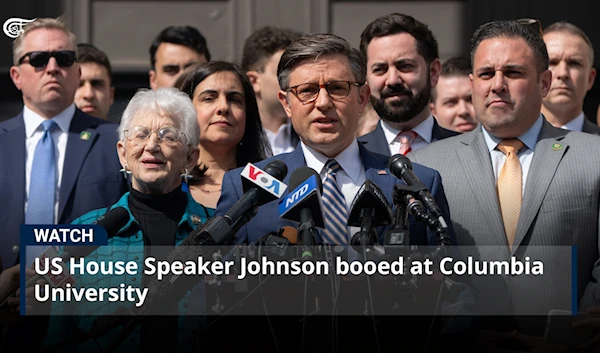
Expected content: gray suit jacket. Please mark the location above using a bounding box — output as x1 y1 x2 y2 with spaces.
409 120 600 320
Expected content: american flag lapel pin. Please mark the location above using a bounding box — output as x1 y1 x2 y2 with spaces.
378 170 387 175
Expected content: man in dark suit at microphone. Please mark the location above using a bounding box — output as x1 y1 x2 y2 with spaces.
215 33 454 248
214 33 458 352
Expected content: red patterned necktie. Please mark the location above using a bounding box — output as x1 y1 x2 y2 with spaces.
397 130 418 155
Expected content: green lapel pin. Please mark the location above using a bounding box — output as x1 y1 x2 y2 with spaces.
80 131 91 140
551 143 562 151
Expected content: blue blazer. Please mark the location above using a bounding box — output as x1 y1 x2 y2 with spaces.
0 109 128 269
214 143 455 246
358 120 459 157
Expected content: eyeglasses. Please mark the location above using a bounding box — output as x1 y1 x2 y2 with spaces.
286 81 362 103
516 18 542 35
18 51 77 68
123 126 187 146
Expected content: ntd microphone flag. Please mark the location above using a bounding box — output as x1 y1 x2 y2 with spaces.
241 163 287 198
279 173 325 228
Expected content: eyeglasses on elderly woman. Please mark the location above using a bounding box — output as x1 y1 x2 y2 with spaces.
123 126 188 146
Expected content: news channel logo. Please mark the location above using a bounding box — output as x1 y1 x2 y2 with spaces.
3 17 36 38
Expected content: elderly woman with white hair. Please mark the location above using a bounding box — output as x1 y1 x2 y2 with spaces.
43 88 212 353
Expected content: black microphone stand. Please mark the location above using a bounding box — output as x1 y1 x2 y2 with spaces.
388 184 451 353
346 208 382 353
297 216 321 353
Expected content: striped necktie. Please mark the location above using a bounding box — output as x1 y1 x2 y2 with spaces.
321 159 348 244
397 130 418 155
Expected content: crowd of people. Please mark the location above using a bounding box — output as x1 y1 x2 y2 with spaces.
0 11 599 353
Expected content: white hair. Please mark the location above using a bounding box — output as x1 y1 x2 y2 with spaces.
118 88 200 148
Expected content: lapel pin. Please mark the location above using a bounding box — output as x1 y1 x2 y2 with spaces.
80 131 91 140
190 214 203 225
551 143 562 151
378 170 387 175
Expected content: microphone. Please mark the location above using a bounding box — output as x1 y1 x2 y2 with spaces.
130 161 290 309
255 226 298 257
388 154 449 230
64 207 130 259
175 161 289 250
279 167 325 260
104 162 289 352
224 161 288 227
25 207 129 288
347 180 393 256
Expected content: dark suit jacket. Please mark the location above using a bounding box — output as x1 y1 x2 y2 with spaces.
357 119 459 157
583 116 600 135
0 109 128 269
215 143 455 246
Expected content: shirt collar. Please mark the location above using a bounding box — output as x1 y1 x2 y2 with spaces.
482 114 543 153
301 139 362 183
561 112 585 132
380 115 434 144
264 122 291 139
24 104 75 138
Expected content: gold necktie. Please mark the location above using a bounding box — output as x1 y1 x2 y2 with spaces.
497 139 525 249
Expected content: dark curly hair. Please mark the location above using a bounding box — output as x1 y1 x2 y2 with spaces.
241 26 304 72
175 61 270 183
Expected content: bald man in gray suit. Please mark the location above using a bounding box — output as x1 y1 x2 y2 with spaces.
409 20 600 335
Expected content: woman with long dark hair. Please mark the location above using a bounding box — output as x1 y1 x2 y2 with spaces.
176 61 270 209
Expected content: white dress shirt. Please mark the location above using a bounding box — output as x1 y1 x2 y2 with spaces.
301 140 366 243
482 114 543 195
24 104 75 223
265 122 296 156
561 112 585 132
381 115 434 155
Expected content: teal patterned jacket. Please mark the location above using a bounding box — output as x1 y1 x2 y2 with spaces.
42 191 214 353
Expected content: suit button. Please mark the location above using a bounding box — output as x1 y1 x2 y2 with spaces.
12 245 19 253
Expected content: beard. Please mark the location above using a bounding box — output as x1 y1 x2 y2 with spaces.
371 79 432 124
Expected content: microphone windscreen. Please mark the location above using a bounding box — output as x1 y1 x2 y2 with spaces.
94 207 130 237
278 226 298 244
288 167 322 192
388 154 413 175
264 160 288 181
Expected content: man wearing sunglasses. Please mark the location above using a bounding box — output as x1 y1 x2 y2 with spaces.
1 17 127 277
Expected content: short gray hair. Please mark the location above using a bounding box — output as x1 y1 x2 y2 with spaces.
118 88 200 148
544 21 594 65
277 33 366 91
13 17 77 65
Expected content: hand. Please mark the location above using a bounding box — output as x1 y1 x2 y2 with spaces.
0 265 35 304
2 267 45 314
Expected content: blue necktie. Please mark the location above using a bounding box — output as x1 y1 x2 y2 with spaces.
321 159 348 244
26 119 57 225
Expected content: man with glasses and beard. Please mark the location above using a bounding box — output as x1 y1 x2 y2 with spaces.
358 13 458 157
